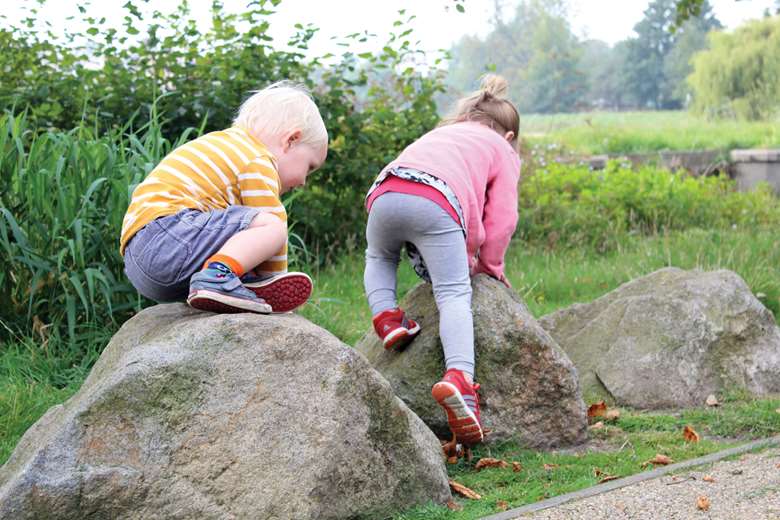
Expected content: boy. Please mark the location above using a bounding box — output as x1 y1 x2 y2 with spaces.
120 82 328 314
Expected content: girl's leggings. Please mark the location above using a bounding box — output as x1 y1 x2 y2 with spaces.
364 192 474 377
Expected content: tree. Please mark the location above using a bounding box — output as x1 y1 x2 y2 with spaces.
688 15 780 120
621 0 720 109
445 0 584 113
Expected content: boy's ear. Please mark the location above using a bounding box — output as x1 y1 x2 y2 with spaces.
283 130 303 152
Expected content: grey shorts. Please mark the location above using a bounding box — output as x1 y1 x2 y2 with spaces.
123 206 261 302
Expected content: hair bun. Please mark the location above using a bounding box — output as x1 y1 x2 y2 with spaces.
480 74 509 99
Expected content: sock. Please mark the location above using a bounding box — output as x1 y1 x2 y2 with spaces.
203 254 244 277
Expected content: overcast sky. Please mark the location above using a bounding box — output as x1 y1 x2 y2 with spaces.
5 0 776 57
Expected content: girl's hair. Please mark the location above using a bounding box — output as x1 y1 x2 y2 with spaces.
233 81 328 148
442 74 520 145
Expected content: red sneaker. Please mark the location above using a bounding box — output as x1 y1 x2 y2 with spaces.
372 308 421 351
242 272 313 313
431 369 484 445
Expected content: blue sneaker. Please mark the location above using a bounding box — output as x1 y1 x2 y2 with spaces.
187 268 272 314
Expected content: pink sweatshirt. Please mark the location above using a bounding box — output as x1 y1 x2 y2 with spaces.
381 121 522 284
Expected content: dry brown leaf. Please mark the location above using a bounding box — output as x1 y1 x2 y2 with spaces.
599 475 620 483
683 425 700 443
449 480 481 500
642 454 673 467
702 475 715 483
589 421 605 430
446 499 463 511
442 435 458 459
496 500 509 511
696 495 710 511
475 458 509 471
604 409 621 421
705 394 719 407
588 401 607 418
543 463 559 471
447 455 458 465
512 461 522 472
465 446 473 462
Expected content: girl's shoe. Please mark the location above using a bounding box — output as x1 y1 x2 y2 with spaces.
242 272 313 313
188 268 272 314
372 308 421 350
431 368 484 445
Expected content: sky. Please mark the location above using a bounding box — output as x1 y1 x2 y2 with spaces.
4 0 777 58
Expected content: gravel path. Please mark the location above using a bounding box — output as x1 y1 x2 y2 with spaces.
523 447 780 520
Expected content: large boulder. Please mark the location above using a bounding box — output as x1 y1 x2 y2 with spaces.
0 304 450 520
539 267 780 409
355 275 588 449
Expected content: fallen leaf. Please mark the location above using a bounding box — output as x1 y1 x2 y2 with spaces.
442 435 458 458
465 446 473 462
496 500 509 511
447 456 458 465
475 458 509 471
589 421 605 430
642 454 673 467
705 394 719 407
599 475 620 483
588 401 607 418
446 499 463 511
449 480 481 500
543 463 559 471
604 409 620 421
696 495 710 511
683 425 700 443
702 475 715 483
593 467 619 483
512 461 522 472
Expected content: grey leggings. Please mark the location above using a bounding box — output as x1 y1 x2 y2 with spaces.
364 192 474 377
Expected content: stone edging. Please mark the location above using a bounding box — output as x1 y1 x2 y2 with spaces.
479 435 780 520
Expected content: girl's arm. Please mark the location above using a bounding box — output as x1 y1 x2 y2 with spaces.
474 149 521 286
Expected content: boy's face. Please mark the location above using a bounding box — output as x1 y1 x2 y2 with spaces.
270 130 327 194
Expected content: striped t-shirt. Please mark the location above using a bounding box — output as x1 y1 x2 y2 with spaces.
120 126 288 276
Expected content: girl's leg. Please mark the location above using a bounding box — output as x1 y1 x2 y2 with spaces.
410 204 474 379
364 197 407 315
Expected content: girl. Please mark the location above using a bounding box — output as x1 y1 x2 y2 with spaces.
363 75 521 445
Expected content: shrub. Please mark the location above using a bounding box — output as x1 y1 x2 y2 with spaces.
517 161 780 250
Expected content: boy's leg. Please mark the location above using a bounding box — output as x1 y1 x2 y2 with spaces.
210 213 287 272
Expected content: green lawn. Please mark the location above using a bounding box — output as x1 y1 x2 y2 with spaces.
521 110 780 155
2 226 780 519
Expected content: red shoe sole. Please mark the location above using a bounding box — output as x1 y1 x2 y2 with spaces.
244 273 313 313
431 382 484 445
383 323 421 351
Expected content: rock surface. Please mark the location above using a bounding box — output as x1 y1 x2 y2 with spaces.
355 275 588 449
540 268 780 409
0 304 450 519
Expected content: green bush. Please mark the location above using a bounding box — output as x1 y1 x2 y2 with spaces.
517 161 780 250
0 0 444 248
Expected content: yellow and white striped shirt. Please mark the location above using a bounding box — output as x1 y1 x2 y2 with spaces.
120 126 288 275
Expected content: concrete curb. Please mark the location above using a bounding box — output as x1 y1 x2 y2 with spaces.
480 435 780 520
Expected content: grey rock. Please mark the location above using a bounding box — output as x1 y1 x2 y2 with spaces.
355 275 588 449
0 304 450 520
539 267 780 409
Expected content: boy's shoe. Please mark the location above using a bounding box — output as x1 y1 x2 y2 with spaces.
431 369 484 445
187 267 272 314
241 272 313 313
372 308 421 351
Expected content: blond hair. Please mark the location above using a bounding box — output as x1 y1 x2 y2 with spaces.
442 74 520 146
233 81 328 148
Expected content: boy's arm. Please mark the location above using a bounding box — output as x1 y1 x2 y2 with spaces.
239 157 288 276
473 149 521 286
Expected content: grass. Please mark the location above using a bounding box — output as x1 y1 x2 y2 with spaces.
2 226 780 517
521 110 780 155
